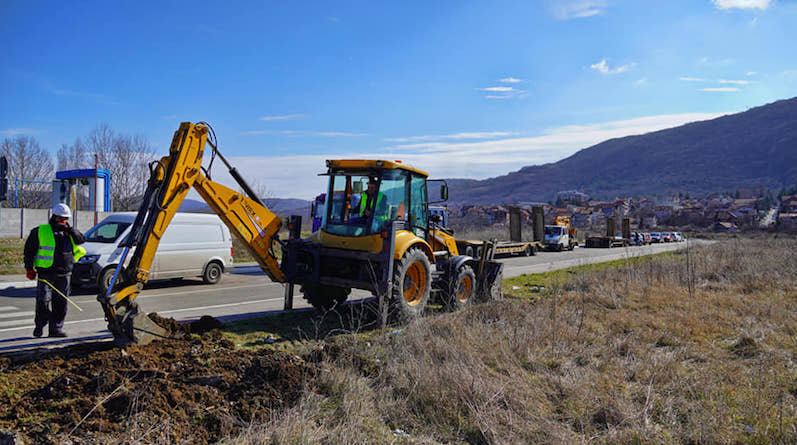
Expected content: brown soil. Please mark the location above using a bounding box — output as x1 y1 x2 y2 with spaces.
0 315 314 444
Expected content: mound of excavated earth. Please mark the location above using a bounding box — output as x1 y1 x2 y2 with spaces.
0 315 313 444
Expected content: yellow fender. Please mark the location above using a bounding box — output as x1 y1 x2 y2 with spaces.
394 230 434 263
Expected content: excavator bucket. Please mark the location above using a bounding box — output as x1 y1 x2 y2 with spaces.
111 303 170 347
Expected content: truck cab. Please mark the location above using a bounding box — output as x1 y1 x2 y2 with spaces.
544 224 576 251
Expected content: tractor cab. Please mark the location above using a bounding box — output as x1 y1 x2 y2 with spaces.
321 160 432 241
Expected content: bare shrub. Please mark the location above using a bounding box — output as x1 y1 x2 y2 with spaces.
227 236 795 444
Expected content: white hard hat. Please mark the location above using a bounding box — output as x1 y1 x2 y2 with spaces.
53 203 72 218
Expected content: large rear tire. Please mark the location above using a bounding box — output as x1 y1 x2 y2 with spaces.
301 283 350 311
446 264 476 311
392 247 431 320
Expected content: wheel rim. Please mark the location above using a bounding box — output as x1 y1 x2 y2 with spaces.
457 275 473 303
403 261 426 306
209 265 220 280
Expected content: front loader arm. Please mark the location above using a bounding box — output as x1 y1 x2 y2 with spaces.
99 122 285 346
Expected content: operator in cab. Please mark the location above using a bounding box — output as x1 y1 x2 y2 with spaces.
23 203 86 338
354 177 388 221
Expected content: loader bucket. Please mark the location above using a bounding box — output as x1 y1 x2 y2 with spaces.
110 303 170 347
477 260 504 302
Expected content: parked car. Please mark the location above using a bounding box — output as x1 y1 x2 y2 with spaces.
672 232 685 242
650 232 662 243
72 212 234 293
642 233 652 244
661 232 672 242
630 232 644 246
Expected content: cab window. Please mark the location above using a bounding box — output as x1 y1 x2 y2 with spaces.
409 175 428 239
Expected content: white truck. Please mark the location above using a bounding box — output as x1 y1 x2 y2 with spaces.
544 216 578 251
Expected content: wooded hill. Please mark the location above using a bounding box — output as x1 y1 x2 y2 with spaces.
448 97 797 205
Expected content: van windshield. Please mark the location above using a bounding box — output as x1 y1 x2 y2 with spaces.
84 221 131 243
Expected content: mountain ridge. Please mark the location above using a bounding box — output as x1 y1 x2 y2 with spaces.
447 97 797 205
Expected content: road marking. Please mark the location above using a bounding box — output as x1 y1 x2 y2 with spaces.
0 319 34 328
0 306 19 312
0 298 283 333
155 297 284 315
69 282 281 305
0 311 34 319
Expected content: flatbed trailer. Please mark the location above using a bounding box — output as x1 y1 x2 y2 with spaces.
584 236 629 248
457 239 542 257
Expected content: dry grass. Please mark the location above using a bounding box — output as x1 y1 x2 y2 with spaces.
223 235 796 444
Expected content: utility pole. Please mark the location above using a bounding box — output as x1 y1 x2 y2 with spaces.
0 156 7 238
94 153 98 225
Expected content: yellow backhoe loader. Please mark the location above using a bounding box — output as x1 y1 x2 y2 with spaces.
98 122 503 346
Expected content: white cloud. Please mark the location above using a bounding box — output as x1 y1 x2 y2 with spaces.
634 78 648 87
384 132 517 143
224 112 729 199
260 114 308 121
0 128 43 137
718 79 750 84
548 0 608 20
712 0 771 10
499 77 523 84
590 59 635 75
746 71 757 76
700 87 741 92
478 86 515 92
476 85 527 99
680 76 707 82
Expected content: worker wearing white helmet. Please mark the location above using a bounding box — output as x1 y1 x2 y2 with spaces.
23 203 86 338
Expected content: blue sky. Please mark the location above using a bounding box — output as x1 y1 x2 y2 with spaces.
2 0 796 199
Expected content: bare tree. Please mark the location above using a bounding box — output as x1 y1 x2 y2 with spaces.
110 132 155 210
1 136 54 208
59 124 157 211
57 137 90 171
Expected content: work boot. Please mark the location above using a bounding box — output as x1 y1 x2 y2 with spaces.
49 331 67 338
33 327 43 338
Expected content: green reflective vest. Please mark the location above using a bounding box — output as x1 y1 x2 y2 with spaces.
358 192 386 219
33 224 86 268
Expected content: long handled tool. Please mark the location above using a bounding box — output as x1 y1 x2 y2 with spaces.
37 278 83 311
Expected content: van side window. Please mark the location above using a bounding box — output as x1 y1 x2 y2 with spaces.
85 222 131 243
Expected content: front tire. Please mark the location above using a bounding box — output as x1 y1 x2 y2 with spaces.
446 265 476 311
202 261 223 284
392 247 431 320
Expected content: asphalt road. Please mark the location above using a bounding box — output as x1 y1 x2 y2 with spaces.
0 240 699 353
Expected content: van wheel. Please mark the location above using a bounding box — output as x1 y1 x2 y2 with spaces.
392 247 431 320
203 262 223 284
98 267 116 295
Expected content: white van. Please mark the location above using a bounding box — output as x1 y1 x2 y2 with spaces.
72 212 234 293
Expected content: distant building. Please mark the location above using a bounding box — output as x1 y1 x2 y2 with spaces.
556 190 589 203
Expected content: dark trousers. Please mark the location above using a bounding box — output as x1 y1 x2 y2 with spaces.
34 274 70 334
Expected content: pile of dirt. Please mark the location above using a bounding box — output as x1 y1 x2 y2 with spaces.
0 316 314 444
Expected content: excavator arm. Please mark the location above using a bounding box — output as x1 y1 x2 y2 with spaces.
98 122 286 346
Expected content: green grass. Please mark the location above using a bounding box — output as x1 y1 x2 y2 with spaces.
0 238 26 275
